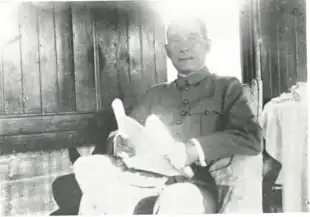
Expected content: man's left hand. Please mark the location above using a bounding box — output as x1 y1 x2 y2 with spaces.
165 141 199 172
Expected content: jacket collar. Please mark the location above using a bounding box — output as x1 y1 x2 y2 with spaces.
175 66 211 88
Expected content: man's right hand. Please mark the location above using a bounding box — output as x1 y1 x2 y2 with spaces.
114 135 136 158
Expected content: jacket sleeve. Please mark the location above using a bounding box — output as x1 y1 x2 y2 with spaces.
191 78 263 163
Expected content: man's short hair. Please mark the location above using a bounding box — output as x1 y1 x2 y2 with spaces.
166 17 209 41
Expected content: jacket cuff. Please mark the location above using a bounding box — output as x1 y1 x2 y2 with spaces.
108 130 118 139
188 138 207 167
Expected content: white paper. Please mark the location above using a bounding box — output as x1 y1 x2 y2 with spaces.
111 99 194 177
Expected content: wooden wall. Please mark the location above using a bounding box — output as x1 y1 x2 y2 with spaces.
239 0 307 103
260 0 307 100
0 2 167 215
0 1 167 154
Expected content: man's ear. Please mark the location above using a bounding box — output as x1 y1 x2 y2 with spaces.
165 44 171 58
205 38 211 53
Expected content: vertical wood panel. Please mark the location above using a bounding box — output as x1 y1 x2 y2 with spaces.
93 19 102 111
0 56 4 113
54 3 76 112
239 7 250 83
295 4 307 82
247 3 254 81
2 6 23 114
95 6 119 110
128 7 144 104
278 5 289 93
153 11 167 84
259 0 306 100
19 3 41 114
72 3 96 111
0 1 168 115
282 8 296 91
274 24 281 95
115 7 131 108
141 8 156 89
37 6 58 113
267 48 273 98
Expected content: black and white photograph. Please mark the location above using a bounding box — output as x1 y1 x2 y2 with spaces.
0 0 308 215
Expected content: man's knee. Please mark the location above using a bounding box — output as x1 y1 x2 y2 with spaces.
154 183 216 214
73 155 122 194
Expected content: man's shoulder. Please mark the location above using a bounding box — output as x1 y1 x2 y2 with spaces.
209 74 244 103
212 74 242 87
211 74 243 94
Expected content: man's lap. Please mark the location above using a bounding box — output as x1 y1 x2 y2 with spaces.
74 155 218 214
72 154 262 214
134 178 219 214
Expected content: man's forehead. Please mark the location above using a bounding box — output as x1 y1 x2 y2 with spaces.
167 18 207 38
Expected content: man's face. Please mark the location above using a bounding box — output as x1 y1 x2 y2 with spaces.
165 19 210 74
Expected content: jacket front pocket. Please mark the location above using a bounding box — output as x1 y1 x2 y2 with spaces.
189 100 222 135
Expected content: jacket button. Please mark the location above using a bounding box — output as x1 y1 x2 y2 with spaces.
185 80 190 86
175 132 181 138
204 110 209 115
182 99 189 104
184 86 189 91
175 120 182 125
180 110 187 116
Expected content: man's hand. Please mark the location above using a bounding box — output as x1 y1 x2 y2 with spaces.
114 135 136 158
164 141 199 174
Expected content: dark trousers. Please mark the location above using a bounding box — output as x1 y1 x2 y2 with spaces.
50 174 82 215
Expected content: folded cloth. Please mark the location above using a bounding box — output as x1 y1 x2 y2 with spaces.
290 82 308 102
271 92 294 103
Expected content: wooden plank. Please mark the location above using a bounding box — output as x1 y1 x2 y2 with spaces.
294 4 307 82
0 55 4 113
268 48 273 98
2 5 23 114
269 4 280 98
259 0 271 100
127 7 144 104
153 9 167 84
94 6 119 110
0 131 79 154
54 3 76 112
140 8 156 90
0 110 117 155
275 24 282 95
72 3 96 112
0 112 96 136
278 4 290 93
115 7 131 108
19 3 41 114
247 2 254 81
0 110 117 153
37 5 58 113
282 6 296 91
0 149 72 181
241 10 250 83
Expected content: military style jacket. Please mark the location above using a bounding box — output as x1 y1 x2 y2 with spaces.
128 66 262 165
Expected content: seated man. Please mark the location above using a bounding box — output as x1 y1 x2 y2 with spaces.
73 16 263 214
